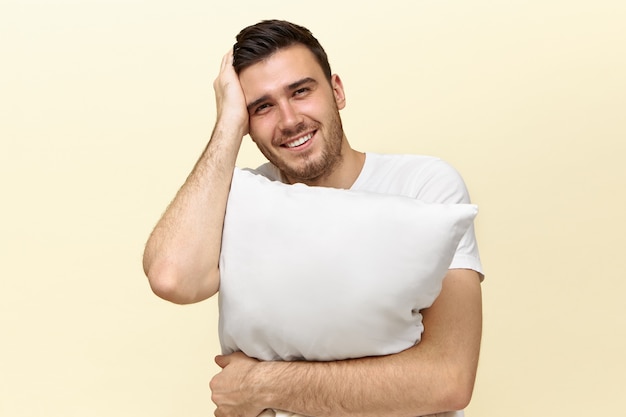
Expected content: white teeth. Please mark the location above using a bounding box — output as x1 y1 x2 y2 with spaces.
285 133 313 148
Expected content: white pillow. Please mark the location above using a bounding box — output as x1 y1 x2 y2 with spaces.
218 168 477 361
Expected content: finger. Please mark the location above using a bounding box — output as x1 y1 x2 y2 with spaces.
220 49 233 71
214 354 230 368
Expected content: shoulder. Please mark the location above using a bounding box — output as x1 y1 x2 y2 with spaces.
354 153 471 204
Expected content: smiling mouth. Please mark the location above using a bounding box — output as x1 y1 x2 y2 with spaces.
283 132 314 148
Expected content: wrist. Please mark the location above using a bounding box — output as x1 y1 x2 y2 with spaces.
214 116 248 138
246 360 287 410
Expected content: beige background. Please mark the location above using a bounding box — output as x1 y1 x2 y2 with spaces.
2 0 625 415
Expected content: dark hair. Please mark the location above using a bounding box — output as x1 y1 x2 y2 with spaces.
233 20 332 81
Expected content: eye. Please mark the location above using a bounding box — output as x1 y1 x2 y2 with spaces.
253 103 272 115
293 87 310 97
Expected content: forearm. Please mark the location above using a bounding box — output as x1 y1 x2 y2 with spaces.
143 122 244 304
256 345 453 417
249 270 482 417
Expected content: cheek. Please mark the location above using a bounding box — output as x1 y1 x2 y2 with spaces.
293 99 318 115
248 118 274 146
297 96 333 121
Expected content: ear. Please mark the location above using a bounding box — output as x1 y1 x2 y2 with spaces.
331 74 346 110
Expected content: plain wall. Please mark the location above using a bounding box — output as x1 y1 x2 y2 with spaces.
1 0 625 415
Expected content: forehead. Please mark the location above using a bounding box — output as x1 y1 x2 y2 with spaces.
238 44 325 100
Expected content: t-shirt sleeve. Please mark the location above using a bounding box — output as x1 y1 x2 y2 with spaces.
416 159 484 278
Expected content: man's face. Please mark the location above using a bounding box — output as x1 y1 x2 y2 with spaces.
239 44 347 184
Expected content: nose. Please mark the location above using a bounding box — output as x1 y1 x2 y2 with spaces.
277 100 303 131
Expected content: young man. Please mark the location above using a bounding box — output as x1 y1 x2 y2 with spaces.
143 20 483 417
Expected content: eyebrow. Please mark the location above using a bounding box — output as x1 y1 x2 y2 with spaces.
246 77 318 113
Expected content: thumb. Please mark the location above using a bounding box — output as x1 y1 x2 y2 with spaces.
214 354 230 369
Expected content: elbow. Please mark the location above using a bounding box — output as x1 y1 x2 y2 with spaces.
144 262 187 304
438 364 477 411
442 382 474 412
146 270 188 304
143 257 215 304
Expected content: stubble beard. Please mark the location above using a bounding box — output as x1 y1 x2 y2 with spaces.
260 110 345 184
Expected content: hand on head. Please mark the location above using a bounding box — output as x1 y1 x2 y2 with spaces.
213 49 249 138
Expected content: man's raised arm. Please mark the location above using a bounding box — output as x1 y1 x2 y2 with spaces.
143 50 248 304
